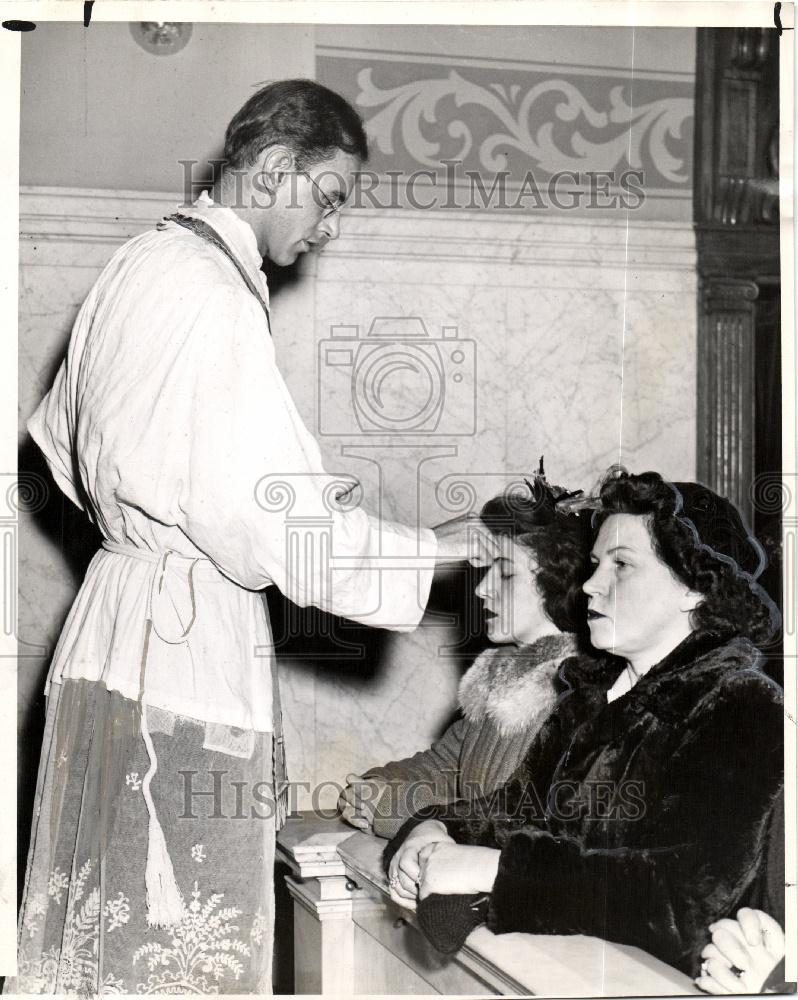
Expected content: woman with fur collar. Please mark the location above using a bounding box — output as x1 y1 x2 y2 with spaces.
338 476 592 839
385 470 784 983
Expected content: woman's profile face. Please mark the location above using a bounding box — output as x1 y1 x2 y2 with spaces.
475 536 554 645
583 513 699 669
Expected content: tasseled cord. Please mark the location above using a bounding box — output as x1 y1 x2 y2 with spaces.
140 664 185 927
137 552 200 927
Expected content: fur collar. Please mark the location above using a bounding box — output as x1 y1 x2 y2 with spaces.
458 634 577 736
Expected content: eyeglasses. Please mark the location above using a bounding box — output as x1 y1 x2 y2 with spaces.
299 170 340 219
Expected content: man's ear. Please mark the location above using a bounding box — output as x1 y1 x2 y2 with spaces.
256 145 295 191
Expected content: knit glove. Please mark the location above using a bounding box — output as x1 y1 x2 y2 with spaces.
416 892 491 954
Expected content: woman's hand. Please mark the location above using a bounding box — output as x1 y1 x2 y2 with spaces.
695 908 785 994
338 773 386 833
433 515 500 568
387 820 454 910
416 842 501 900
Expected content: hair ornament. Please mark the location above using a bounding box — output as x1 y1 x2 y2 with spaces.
555 491 600 515
554 463 630 515
522 456 588 517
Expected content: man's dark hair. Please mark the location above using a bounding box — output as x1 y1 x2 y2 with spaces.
223 79 369 172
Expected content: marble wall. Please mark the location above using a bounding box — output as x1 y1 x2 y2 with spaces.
18 188 696 811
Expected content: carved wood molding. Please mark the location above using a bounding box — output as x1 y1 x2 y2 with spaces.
694 227 780 281
694 28 779 229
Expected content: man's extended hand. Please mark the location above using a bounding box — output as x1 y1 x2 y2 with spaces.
433 514 500 568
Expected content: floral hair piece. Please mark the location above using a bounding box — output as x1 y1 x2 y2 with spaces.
552 463 630 516
523 456 589 516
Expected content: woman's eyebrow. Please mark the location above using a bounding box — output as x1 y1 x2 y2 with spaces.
589 545 637 559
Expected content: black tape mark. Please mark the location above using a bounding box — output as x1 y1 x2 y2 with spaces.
2 19 36 31
84 1 94 27
774 3 793 33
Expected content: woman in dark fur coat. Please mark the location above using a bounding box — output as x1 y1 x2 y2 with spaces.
385 470 784 984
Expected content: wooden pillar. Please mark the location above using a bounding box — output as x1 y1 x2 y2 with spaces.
693 28 780 530
275 815 362 995
285 873 356 994
697 278 758 524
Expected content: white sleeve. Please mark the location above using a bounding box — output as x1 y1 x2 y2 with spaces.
123 282 437 629
27 363 84 511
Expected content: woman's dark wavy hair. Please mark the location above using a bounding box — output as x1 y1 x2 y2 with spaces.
224 79 369 172
594 470 779 646
479 489 591 635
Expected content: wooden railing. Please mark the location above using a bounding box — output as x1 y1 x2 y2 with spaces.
276 812 699 996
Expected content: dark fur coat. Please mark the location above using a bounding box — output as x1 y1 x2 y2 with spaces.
391 632 784 976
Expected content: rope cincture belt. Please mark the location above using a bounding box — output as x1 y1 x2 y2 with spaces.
103 540 202 927
100 540 289 926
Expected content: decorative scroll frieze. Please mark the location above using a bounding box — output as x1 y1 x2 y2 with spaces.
318 53 694 217
357 68 693 182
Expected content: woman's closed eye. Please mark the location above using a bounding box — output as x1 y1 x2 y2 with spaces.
495 557 515 580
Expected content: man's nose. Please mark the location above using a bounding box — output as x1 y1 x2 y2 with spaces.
319 212 341 240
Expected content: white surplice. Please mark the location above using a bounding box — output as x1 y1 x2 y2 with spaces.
12 193 438 994
29 193 437 733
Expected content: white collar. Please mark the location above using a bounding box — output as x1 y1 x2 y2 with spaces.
182 191 267 299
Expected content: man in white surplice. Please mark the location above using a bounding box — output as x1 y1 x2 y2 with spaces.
15 80 492 996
